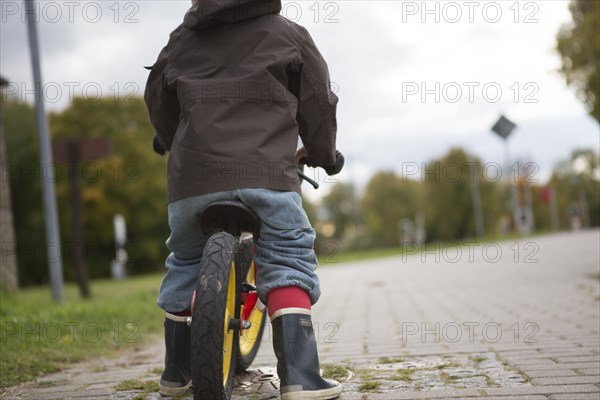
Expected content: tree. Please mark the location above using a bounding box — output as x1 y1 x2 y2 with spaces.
550 148 600 228
49 98 170 278
557 0 600 122
301 196 318 226
0 87 19 291
424 149 503 241
321 183 358 240
360 172 422 248
2 97 170 285
1 100 47 286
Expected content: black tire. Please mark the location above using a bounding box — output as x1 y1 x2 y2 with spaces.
235 240 267 372
191 232 239 400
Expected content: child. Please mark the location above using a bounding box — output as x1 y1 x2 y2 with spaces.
145 1 341 399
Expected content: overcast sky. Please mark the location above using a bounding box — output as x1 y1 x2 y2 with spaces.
1 0 599 199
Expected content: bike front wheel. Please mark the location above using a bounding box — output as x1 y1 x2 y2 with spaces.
191 232 239 400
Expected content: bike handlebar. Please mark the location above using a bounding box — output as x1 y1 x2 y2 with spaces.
324 151 345 176
297 150 344 190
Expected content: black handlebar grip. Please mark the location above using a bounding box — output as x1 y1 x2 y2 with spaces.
323 151 344 176
153 134 166 156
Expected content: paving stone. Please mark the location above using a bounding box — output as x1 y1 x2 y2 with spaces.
452 397 548 400
576 368 600 376
531 376 600 385
482 384 600 396
347 388 484 399
549 394 600 400
503 351 596 360
519 362 600 371
22 388 113 399
554 355 600 363
17 385 82 395
523 369 579 378
510 358 559 367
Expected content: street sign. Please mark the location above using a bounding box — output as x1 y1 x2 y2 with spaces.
491 115 517 139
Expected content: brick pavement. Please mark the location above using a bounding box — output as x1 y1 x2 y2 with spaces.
2 230 599 399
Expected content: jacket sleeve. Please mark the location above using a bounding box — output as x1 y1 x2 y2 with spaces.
295 26 338 168
144 31 181 151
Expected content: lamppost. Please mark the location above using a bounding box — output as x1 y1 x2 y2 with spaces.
25 0 64 301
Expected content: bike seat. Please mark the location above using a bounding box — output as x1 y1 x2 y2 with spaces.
200 201 260 238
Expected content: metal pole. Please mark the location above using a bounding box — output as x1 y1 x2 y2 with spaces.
504 140 520 232
25 0 64 302
468 156 485 238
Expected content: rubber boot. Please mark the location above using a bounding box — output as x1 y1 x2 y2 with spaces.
159 313 192 396
272 311 342 400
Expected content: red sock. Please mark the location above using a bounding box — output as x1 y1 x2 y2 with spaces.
267 286 311 318
169 310 191 317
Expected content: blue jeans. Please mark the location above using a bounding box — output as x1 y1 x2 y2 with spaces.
157 188 321 312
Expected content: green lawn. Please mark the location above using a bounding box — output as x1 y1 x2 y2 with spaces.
318 246 409 265
0 274 164 388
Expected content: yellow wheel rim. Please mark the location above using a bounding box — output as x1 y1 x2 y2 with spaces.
239 261 265 356
223 260 236 387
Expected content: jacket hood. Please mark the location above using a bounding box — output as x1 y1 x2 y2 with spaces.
184 0 282 30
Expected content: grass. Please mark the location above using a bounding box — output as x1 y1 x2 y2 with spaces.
0 273 164 388
469 355 487 363
358 381 380 392
378 356 404 364
354 368 374 381
148 367 163 375
322 365 351 381
481 372 496 387
440 371 460 384
115 378 159 392
391 368 413 382
115 378 160 400
319 247 410 265
436 362 460 370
